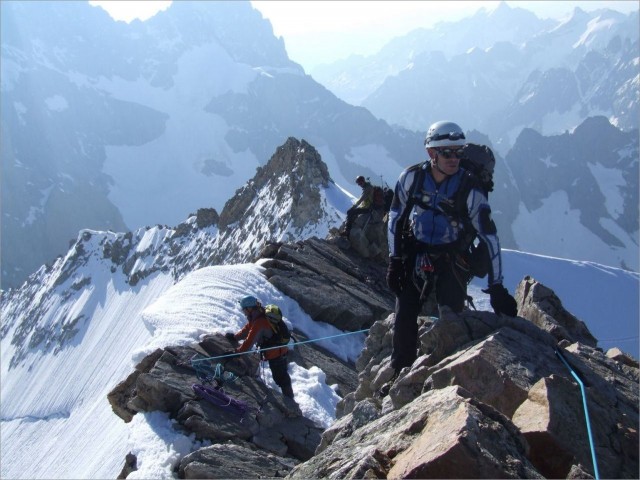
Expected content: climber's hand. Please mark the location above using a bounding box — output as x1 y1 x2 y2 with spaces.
482 283 517 317
386 257 406 296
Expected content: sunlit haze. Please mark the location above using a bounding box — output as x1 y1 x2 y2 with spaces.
91 1 638 70
89 0 171 22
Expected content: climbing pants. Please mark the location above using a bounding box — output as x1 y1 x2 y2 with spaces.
269 354 294 399
391 254 469 372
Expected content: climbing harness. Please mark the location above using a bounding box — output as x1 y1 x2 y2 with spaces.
555 349 600 480
413 252 435 303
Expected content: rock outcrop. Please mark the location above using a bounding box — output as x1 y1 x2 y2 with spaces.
108 238 638 479
292 272 638 479
108 333 335 478
259 237 394 331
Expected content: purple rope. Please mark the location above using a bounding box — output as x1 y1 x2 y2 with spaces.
192 384 250 416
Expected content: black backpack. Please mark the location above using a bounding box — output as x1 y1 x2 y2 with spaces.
459 143 495 195
372 185 394 212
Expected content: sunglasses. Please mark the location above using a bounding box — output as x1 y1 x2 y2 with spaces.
436 148 465 159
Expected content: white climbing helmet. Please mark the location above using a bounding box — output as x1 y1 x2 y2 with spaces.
424 121 466 149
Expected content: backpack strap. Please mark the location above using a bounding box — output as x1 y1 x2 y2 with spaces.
393 162 427 257
441 170 485 254
395 165 481 257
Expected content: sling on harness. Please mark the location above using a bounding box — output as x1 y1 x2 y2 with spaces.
190 353 250 416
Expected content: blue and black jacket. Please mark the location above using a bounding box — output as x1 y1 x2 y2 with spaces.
387 161 504 286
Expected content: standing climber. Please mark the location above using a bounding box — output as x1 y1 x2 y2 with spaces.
386 120 517 375
225 295 295 399
341 175 374 237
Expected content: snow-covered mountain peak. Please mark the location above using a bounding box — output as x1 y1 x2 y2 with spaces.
214 137 351 262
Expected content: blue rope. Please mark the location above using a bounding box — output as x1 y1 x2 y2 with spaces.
555 349 600 480
192 328 370 363
190 355 238 384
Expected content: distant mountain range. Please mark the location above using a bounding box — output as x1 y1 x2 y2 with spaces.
1 0 637 290
311 2 639 154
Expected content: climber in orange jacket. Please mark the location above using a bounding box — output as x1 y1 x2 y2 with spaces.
225 295 294 398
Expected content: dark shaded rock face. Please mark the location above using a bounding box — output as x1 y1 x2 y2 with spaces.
259 237 395 331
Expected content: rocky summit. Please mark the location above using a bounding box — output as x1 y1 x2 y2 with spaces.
109 238 638 479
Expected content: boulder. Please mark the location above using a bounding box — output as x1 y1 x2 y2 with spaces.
290 386 542 479
294 276 639 479
516 276 598 347
606 347 639 368
107 348 164 423
108 333 325 473
416 325 563 416
512 374 589 479
179 443 296 479
348 210 387 260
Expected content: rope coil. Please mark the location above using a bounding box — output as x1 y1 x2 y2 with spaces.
192 384 249 416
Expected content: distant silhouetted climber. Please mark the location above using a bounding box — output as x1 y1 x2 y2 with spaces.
341 175 373 237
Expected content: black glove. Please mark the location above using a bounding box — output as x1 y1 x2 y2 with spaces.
386 257 406 296
483 283 517 317
225 332 236 342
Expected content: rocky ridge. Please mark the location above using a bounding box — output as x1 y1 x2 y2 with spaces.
0 138 346 367
211 138 346 264
109 238 638 479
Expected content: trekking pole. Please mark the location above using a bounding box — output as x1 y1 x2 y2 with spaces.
555 349 600 480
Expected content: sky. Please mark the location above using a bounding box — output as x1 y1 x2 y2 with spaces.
1 245 638 478
89 0 640 70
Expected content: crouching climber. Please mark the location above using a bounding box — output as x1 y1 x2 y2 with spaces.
342 175 373 237
225 295 295 400
342 175 388 261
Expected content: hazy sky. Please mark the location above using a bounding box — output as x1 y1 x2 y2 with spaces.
90 1 639 71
